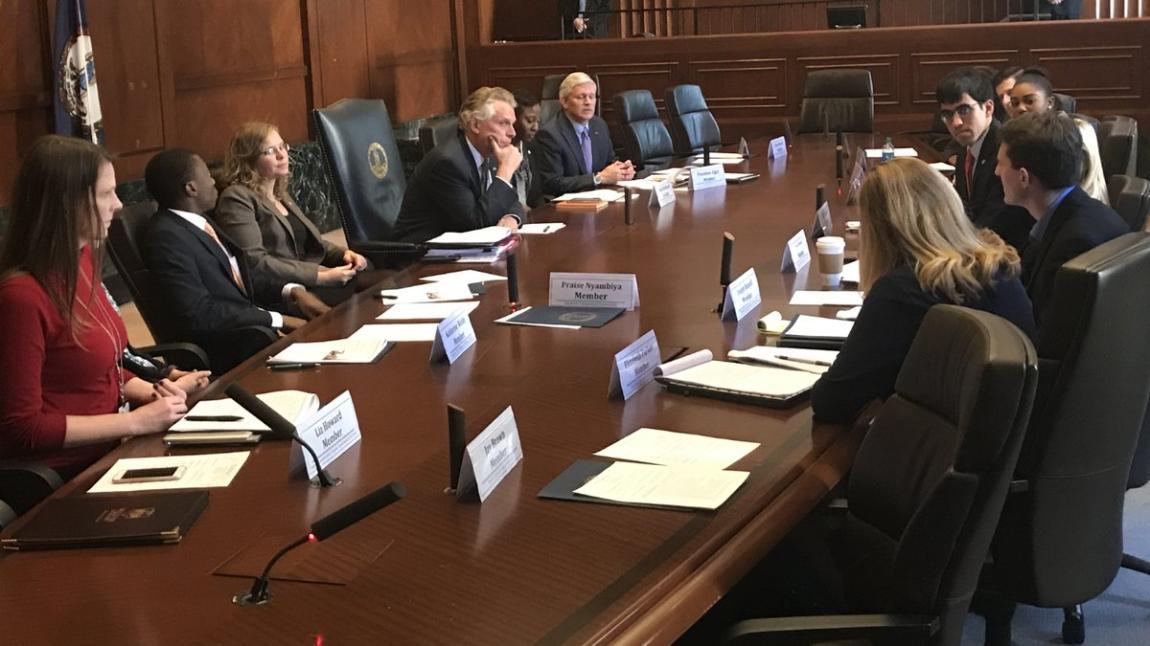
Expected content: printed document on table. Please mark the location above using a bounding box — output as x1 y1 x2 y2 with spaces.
88 452 250 493
552 189 625 202
728 346 839 374
594 428 760 470
669 361 820 398
785 315 854 339
517 223 566 235
789 290 864 306
616 178 659 191
425 226 512 247
420 269 506 284
350 323 439 342
268 338 387 364
841 260 860 284
380 282 476 302
377 301 480 321
574 461 749 510
170 390 319 433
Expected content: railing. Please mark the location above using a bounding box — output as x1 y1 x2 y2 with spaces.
553 0 1148 40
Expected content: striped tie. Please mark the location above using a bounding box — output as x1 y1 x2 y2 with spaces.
202 222 245 290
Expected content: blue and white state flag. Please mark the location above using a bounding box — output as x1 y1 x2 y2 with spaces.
53 0 104 144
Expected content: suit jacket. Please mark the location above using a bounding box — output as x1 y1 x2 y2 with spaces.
213 184 345 288
143 209 281 340
560 0 610 37
534 113 617 197
955 121 1034 251
1041 0 1081 18
1021 186 1128 326
394 130 525 243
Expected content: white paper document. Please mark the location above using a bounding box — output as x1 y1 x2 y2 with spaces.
841 260 860 284
377 301 480 321
689 157 747 166
574 461 749 510
268 338 388 364
517 222 566 235
170 390 319 433
88 452 250 493
865 147 919 158
425 226 512 247
667 361 821 398
836 306 862 320
784 315 855 339
616 178 659 191
594 428 759 470
420 269 506 284
553 189 625 202
728 346 839 374
350 323 440 342
789 290 864 306
929 161 956 173
380 282 476 302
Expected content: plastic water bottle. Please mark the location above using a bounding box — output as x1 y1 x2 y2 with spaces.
881 137 895 163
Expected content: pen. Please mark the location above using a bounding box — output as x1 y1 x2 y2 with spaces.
775 354 833 367
542 225 551 233
185 415 244 422
268 362 321 370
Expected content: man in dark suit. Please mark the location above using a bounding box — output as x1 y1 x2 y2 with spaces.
560 0 611 38
936 67 1033 251
142 149 328 372
997 111 1128 327
394 86 525 243
534 71 634 198
1042 0 1082 19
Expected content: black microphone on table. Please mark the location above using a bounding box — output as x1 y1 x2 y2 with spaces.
446 404 466 493
506 251 520 308
623 186 634 225
783 119 794 148
224 383 340 488
717 232 734 314
703 143 711 167
232 481 406 606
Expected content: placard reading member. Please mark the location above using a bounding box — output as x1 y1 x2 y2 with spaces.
550 272 640 311
609 330 661 400
290 390 362 481
429 309 477 364
780 230 811 273
721 268 762 322
456 406 524 502
689 165 726 192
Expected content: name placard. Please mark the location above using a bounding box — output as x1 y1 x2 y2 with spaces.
689 164 726 192
780 230 811 273
549 272 639 310
429 309 476 364
609 330 661 400
845 156 866 205
456 406 524 502
768 136 788 160
721 268 762 321
290 390 362 481
738 137 751 158
649 179 676 208
812 202 832 239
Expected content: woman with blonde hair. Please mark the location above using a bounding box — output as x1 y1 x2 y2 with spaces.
811 158 1036 423
1076 118 1109 203
214 122 367 296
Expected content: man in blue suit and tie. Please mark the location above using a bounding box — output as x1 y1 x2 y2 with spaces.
534 72 635 198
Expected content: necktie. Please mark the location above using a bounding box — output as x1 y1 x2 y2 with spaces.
580 128 593 175
964 147 975 197
480 159 492 195
202 222 245 290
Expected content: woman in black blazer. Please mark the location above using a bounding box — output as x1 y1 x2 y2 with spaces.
214 122 367 291
811 158 1037 423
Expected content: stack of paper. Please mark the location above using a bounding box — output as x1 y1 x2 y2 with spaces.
423 226 516 263
377 301 479 321
517 222 565 235
552 189 625 203
573 462 748 511
350 323 439 342
380 281 476 303
594 428 759 470
778 315 855 350
420 269 506 284
88 452 251 493
168 390 320 440
663 360 821 400
268 338 389 364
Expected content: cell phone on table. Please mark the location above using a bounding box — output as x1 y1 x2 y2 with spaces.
112 465 186 484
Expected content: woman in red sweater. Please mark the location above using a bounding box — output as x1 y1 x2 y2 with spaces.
0 136 192 476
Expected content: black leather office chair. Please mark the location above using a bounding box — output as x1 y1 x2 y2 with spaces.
1053 92 1078 114
798 69 875 134
0 462 62 517
977 233 1150 645
312 99 423 267
106 201 272 373
1099 115 1138 179
0 500 16 530
539 73 565 125
665 84 722 157
725 305 1038 646
1107 175 1150 231
613 90 674 170
417 114 460 156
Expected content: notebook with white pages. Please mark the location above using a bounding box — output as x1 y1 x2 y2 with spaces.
778 315 855 350
727 346 839 374
655 351 820 407
424 225 513 248
169 390 321 434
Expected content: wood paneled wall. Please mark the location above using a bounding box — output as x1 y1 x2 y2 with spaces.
0 0 460 204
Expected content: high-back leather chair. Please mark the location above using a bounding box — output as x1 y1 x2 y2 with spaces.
664 84 722 157
726 306 1038 646
1107 174 1150 231
798 69 875 134
613 90 674 170
978 233 1150 645
1053 92 1078 114
539 73 565 125
313 99 422 266
1098 115 1138 179
418 114 460 156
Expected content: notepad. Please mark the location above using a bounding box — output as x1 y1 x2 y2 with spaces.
170 390 320 433
662 360 820 400
778 315 855 350
349 323 439 342
594 428 760 470
727 346 839 374
517 223 566 235
380 282 476 302
268 338 389 364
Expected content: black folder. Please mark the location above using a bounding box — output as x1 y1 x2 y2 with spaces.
1 491 208 551
538 459 697 512
502 306 624 329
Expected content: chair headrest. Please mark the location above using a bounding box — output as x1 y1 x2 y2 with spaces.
803 69 873 98
665 84 708 116
1106 175 1150 231
541 74 566 100
614 90 659 123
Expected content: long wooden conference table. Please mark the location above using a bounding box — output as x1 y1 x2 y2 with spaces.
0 135 890 644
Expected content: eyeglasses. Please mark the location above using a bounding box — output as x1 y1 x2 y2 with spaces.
939 103 980 122
259 143 290 157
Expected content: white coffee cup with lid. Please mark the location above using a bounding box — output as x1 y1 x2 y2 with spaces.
815 236 846 286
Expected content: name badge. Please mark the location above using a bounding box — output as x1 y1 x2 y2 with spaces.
721 267 762 321
812 202 832 239
780 230 811 273
456 406 524 502
689 164 725 192
550 272 640 310
738 136 752 158
609 330 661 400
649 179 676 208
768 136 788 160
290 390 362 481
429 309 476 364
845 158 866 205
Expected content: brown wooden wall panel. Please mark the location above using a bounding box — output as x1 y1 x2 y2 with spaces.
364 0 457 121
487 64 580 99
172 78 310 155
797 54 900 107
87 0 165 156
1032 45 1143 100
312 0 372 107
685 58 787 115
910 50 1018 106
166 0 304 80
591 62 680 114
0 0 49 200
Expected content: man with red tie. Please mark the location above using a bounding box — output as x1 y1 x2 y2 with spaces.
937 67 1033 251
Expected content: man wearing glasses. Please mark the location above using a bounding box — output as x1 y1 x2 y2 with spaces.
936 67 1033 251
535 72 635 198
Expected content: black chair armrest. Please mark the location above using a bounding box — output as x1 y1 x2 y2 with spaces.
0 462 64 515
0 499 17 530
725 613 939 645
136 343 210 371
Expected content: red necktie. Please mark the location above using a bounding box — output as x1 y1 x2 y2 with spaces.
964 147 975 197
